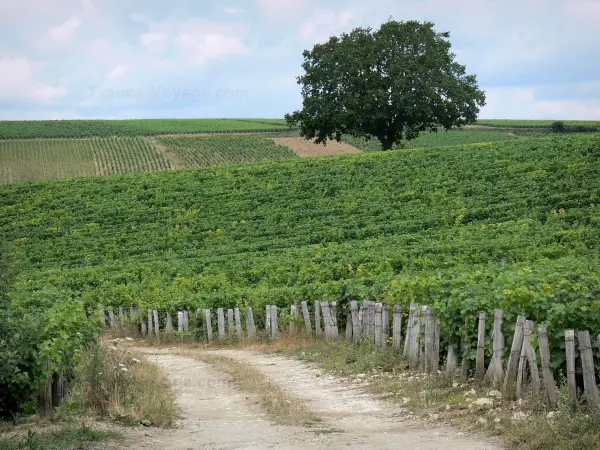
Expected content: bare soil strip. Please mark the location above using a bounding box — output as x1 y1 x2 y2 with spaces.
271 137 361 158
144 137 186 169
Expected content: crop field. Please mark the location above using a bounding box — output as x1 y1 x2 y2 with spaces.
0 118 290 139
0 137 172 184
155 135 298 168
2 133 600 361
475 119 600 128
343 129 520 152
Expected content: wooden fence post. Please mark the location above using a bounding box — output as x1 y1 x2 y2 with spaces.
564 329 577 410
266 305 271 334
140 311 147 336
503 315 526 399
392 304 402 349
374 303 383 346
108 308 115 328
314 301 322 337
368 301 376 343
270 305 278 339
99 306 106 328
538 327 557 408
408 307 421 370
301 301 312 334
246 307 256 338
153 310 159 336
433 317 440 373
321 302 331 340
176 310 182 333
517 321 540 400
166 312 174 335
578 330 599 409
290 304 297 334
445 343 457 379
51 371 67 408
424 308 435 374
351 301 361 343
382 304 390 346
404 303 416 358
331 301 338 330
358 303 364 335
475 311 486 382
217 308 225 340
118 307 125 327
227 309 234 337
39 360 53 419
234 307 243 337
491 309 504 386
183 310 189 332
204 309 213 342
345 313 353 340
147 309 153 335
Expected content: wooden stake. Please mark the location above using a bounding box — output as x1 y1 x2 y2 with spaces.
266 304 271 334
314 301 322 337
392 304 402 349
445 343 457 379
491 309 504 386
301 301 312 334
578 330 599 409
351 301 361 343
99 306 106 327
289 304 297 334
403 303 416 358
108 308 115 328
147 309 153 335
331 301 338 330
246 307 256 338
408 307 421 370
382 304 390 346
537 327 557 408
153 310 159 336
345 313 353 341
227 309 234 337
204 309 213 342
183 310 189 332
166 312 174 335
39 360 53 419
374 303 383 346
176 311 183 333
270 304 278 339
475 311 486 382
424 308 435 374
503 315 526 399
564 330 577 410
234 307 243 337
217 308 225 340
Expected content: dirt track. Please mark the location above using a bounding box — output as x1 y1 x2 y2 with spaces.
271 137 361 157
115 348 502 449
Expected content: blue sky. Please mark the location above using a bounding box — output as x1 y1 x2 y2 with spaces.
1 0 599 120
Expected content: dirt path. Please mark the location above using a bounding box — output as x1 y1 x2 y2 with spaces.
118 348 502 449
210 349 502 449
271 137 361 157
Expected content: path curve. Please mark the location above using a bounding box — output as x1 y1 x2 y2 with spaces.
116 348 502 449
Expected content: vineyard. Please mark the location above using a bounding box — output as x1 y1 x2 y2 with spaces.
0 118 290 139
155 135 298 168
2 133 600 374
0 137 172 184
342 129 520 152
475 119 600 129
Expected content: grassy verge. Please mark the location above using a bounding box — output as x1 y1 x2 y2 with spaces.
0 424 119 450
178 350 320 426
68 339 179 427
279 338 600 450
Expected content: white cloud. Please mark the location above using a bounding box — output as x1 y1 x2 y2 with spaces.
105 65 131 82
45 17 82 44
257 0 311 18
481 86 600 120
224 7 247 14
0 56 67 102
140 32 171 51
174 19 248 65
299 10 360 42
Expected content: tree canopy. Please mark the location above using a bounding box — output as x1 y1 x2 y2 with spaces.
285 19 487 150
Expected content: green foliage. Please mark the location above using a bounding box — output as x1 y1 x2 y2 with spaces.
551 121 565 133
0 119 290 140
476 119 600 129
0 137 172 184
155 135 297 168
0 425 119 450
285 19 486 150
342 129 520 152
1 134 600 375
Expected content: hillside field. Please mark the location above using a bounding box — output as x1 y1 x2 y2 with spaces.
2 133 600 364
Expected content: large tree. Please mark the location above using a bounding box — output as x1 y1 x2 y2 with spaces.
285 19 487 150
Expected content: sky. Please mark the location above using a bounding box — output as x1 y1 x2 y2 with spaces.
1 0 599 120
